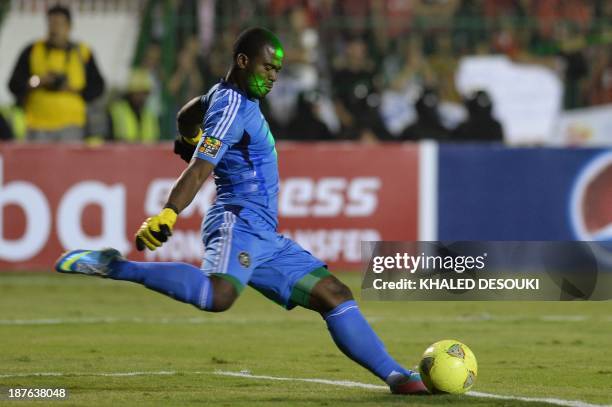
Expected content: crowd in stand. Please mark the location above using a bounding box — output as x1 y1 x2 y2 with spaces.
1 0 610 143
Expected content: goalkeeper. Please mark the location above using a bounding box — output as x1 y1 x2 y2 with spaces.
55 27 426 395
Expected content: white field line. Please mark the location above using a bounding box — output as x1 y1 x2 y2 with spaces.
0 370 608 407
0 314 604 326
0 371 179 378
215 370 385 390
214 371 610 407
467 391 611 407
0 317 248 325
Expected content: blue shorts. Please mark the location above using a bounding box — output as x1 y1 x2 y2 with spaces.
201 205 327 309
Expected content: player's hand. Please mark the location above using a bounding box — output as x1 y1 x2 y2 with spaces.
135 208 178 251
173 130 202 163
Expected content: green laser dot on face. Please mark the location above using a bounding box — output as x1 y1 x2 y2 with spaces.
248 73 268 98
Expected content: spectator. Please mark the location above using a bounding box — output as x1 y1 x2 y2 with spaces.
428 33 461 103
8 5 105 141
331 36 389 141
140 40 164 118
263 5 321 133
558 25 589 109
587 47 612 105
400 87 449 141
388 36 432 91
491 24 524 60
333 0 371 40
167 37 204 106
284 91 333 141
452 90 503 142
108 69 160 143
452 0 488 55
201 40 230 91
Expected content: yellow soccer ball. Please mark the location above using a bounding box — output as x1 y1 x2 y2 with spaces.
418 339 478 394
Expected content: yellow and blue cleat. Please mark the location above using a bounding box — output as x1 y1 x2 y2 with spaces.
55 248 123 277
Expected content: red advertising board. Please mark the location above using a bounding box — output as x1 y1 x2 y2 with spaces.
0 142 419 271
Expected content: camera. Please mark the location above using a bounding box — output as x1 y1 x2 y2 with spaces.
47 73 67 91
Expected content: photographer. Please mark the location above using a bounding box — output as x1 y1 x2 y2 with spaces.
8 5 104 142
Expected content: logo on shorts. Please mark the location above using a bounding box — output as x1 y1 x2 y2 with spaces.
238 252 250 268
198 136 222 158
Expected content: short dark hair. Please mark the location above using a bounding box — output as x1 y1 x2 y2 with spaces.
47 4 72 24
232 27 282 60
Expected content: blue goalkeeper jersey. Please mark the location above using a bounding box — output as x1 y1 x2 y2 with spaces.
194 80 279 229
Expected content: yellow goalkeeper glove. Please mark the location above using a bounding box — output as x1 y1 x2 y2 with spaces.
135 207 178 251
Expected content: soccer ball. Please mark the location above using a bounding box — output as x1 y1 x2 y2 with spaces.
418 339 478 394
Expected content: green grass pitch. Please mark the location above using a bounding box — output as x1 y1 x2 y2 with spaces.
0 271 611 406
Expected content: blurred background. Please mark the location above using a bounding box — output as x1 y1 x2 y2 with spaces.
0 0 610 145
1 0 612 271
1 5 611 404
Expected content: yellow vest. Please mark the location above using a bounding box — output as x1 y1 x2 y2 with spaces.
0 105 27 140
25 40 89 130
109 99 160 143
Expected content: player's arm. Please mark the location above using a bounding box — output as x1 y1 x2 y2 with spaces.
166 158 213 214
174 96 204 162
8 45 33 105
137 91 243 251
80 52 105 101
135 158 213 251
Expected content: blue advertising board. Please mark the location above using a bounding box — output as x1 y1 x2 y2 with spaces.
437 144 612 241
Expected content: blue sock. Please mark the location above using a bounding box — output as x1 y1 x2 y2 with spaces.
324 300 411 385
109 260 214 311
